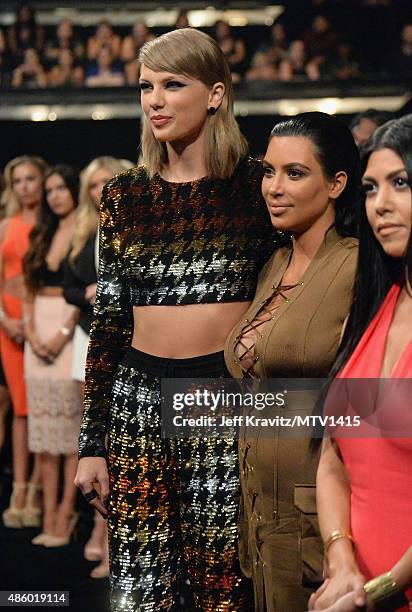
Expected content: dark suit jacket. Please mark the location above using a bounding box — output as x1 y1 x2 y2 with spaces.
63 234 97 335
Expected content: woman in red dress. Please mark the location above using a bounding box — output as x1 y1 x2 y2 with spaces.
310 115 412 611
0 155 47 528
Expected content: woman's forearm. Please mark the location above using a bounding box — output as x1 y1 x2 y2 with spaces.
23 296 35 332
361 548 412 611
317 438 358 575
61 308 79 335
391 546 412 592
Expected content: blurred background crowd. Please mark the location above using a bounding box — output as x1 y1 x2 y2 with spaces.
0 0 411 90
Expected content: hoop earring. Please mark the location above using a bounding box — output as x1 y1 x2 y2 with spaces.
207 107 216 116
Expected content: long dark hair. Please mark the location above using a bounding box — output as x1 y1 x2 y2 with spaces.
329 114 412 380
14 4 37 48
24 164 79 292
269 111 361 238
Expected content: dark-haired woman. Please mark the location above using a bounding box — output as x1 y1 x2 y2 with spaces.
8 4 44 66
24 165 81 547
224 112 360 612
214 20 247 83
309 116 412 612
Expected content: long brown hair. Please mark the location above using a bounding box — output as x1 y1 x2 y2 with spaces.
24 164 79 293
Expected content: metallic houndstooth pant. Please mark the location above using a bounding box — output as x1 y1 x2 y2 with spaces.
107 347 253 612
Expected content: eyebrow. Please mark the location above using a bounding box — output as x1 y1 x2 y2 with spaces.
262 160 311 171
362 168 407 182
138 75 188 84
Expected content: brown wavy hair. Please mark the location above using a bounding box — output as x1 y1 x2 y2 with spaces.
24 164 79 293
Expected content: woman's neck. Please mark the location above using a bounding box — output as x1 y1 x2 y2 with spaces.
21 203 39 224
288 208 336 278
57 208 77 229
162 129 208 182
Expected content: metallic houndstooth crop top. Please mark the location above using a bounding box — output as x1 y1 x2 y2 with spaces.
79 157 277 457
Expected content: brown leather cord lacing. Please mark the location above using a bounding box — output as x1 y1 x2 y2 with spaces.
234 283 301 378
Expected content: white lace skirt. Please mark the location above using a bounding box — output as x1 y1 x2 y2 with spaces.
24 295 82 455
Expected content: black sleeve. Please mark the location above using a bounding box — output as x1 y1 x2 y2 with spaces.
63 257 90 310
78 178 133 459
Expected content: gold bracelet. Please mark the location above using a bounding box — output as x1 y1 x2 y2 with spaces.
364 571 409 611
324 530 355 554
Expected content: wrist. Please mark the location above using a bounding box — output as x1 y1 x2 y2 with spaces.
364 571 410 612
326 545 359 578
325 530 355 555
327 559 361 579
59 325 72 338
324 531 357 576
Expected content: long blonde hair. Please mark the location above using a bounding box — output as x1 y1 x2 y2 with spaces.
1 155 48 217
138 28 248 179
70 156 134 265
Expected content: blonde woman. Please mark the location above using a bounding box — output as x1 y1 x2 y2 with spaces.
63 156 133 578
0 155 47 528
74 28 277 611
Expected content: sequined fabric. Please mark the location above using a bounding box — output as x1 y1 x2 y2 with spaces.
79 157 275 459
124 159 275 306
78 158 274 610
108 349 253 611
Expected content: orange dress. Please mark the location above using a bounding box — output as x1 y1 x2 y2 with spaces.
0 214 33 416
334 284 412 604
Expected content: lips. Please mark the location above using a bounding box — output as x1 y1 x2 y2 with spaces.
150 115 172 126
377 223 402 237
267 203 292 214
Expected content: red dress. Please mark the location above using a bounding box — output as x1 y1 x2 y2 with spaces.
0 214 32 416
334 283 412 603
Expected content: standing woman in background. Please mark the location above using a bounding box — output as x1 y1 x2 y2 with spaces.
74 28 276 612
24 164 82 547
0 155 47 528
0 172 9 453
64 156 133 578
225 112 360 612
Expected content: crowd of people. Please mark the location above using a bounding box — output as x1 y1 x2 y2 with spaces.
0 153 134 581
0 4 411 89
0 22 411 612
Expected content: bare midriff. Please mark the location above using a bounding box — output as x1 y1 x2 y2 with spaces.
132 301 251 358
37 286 64 297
